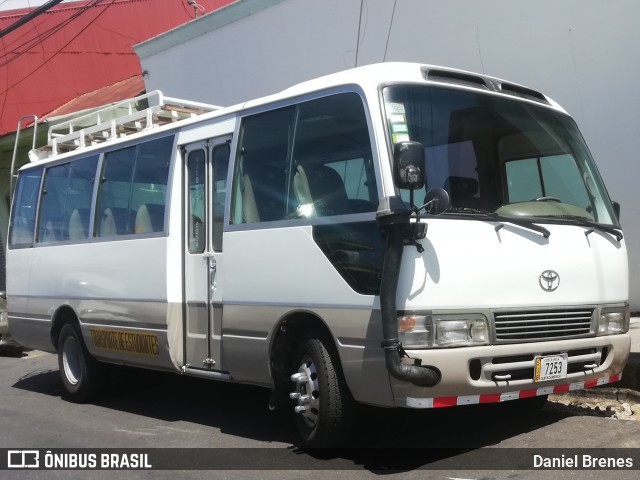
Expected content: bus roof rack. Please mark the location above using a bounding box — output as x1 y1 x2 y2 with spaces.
29 90 220 162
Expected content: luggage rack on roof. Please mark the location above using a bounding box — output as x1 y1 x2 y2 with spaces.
29 90 219 162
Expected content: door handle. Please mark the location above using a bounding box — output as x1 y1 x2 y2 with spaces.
202 251 216 271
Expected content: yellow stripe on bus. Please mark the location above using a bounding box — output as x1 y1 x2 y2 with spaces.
90 328 159 356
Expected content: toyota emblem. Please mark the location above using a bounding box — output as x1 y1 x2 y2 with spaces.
539 270 560 292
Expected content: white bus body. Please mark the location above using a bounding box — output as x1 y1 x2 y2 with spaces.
7 63 630 447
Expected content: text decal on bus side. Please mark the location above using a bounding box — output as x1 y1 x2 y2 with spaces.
90 329 160 356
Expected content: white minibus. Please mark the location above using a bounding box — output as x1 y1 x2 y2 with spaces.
7 63 630 447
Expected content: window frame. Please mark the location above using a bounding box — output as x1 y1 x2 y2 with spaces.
93 134 175 239
8 166 44 249
35 155 100 245
227 87 381 232
9 133 176 249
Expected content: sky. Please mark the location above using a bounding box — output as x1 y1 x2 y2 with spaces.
0 0 79 12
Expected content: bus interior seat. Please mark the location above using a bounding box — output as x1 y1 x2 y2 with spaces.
68 208 89 240
242 174 260 223
135 204 165 233
242 162 287 222
99 207 133 236
443 176 480 209
99 208 117 236
306 164 351 216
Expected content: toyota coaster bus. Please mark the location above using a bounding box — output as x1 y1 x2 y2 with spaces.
7 63 630 447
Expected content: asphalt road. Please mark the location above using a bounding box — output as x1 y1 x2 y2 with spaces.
1 350 640 480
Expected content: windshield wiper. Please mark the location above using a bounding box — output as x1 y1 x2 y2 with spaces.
538 215 623 242
446 208 551 238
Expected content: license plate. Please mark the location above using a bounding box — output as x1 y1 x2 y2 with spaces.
534 354 568 382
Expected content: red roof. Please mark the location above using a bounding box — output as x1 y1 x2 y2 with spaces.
0 0 235 135
42 73 146 119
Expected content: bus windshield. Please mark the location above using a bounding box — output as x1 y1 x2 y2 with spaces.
382 85 619 227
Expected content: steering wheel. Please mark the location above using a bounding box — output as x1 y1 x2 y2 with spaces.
534 196 562 203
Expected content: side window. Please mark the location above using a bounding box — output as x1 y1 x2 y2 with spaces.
37 156 98 243
324 157 376 213
292 93 376 217
212 144 230 251
96 146 136 236
231 92 377 223
8 167 43 247
231 107 294 224
38 163 70 242
132 138 172 233
67 157 99 240
96 136 173 237
187 149 206 253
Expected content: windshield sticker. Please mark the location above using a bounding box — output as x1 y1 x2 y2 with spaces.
387 103 406 114
387 103 410 143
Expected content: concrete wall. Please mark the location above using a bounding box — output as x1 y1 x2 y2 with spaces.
137 0 640 308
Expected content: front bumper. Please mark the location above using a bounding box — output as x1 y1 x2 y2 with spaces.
391 332 631 408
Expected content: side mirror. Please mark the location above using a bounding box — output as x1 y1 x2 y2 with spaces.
612 201 621 221
393 141 425 190
424 188 450 215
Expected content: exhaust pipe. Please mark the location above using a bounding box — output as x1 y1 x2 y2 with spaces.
376 196 441 387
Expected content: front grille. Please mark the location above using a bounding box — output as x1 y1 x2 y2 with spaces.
494 309 594 342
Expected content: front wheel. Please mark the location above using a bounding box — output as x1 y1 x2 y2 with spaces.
58 323 103 402
290 336 353 448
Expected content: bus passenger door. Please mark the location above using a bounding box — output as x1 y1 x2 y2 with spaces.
183 137 230 371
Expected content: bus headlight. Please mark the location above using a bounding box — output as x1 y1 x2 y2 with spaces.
598 306 630 335
397 313 489 348
435 314 489 347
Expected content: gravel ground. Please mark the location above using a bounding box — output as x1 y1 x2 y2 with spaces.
547 388 640 421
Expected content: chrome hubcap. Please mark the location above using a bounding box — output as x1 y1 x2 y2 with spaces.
62 336 82 386
290 354 320 428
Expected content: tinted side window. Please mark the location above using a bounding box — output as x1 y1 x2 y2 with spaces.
292 93 376 217
132 138 172 233
212 144 230 251
38 163 70 242
67 157 99 240
231 92 376 224
9 168 43 247
96 146 135 236
312 221 384 295
37 156 98 243
187 149 206 253
231 107 294 224
96 136 173 237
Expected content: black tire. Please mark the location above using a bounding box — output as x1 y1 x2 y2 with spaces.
290 336 353 448
57 323 103 402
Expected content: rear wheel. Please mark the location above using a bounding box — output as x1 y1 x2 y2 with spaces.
290 336 353 448
58 323 102 402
